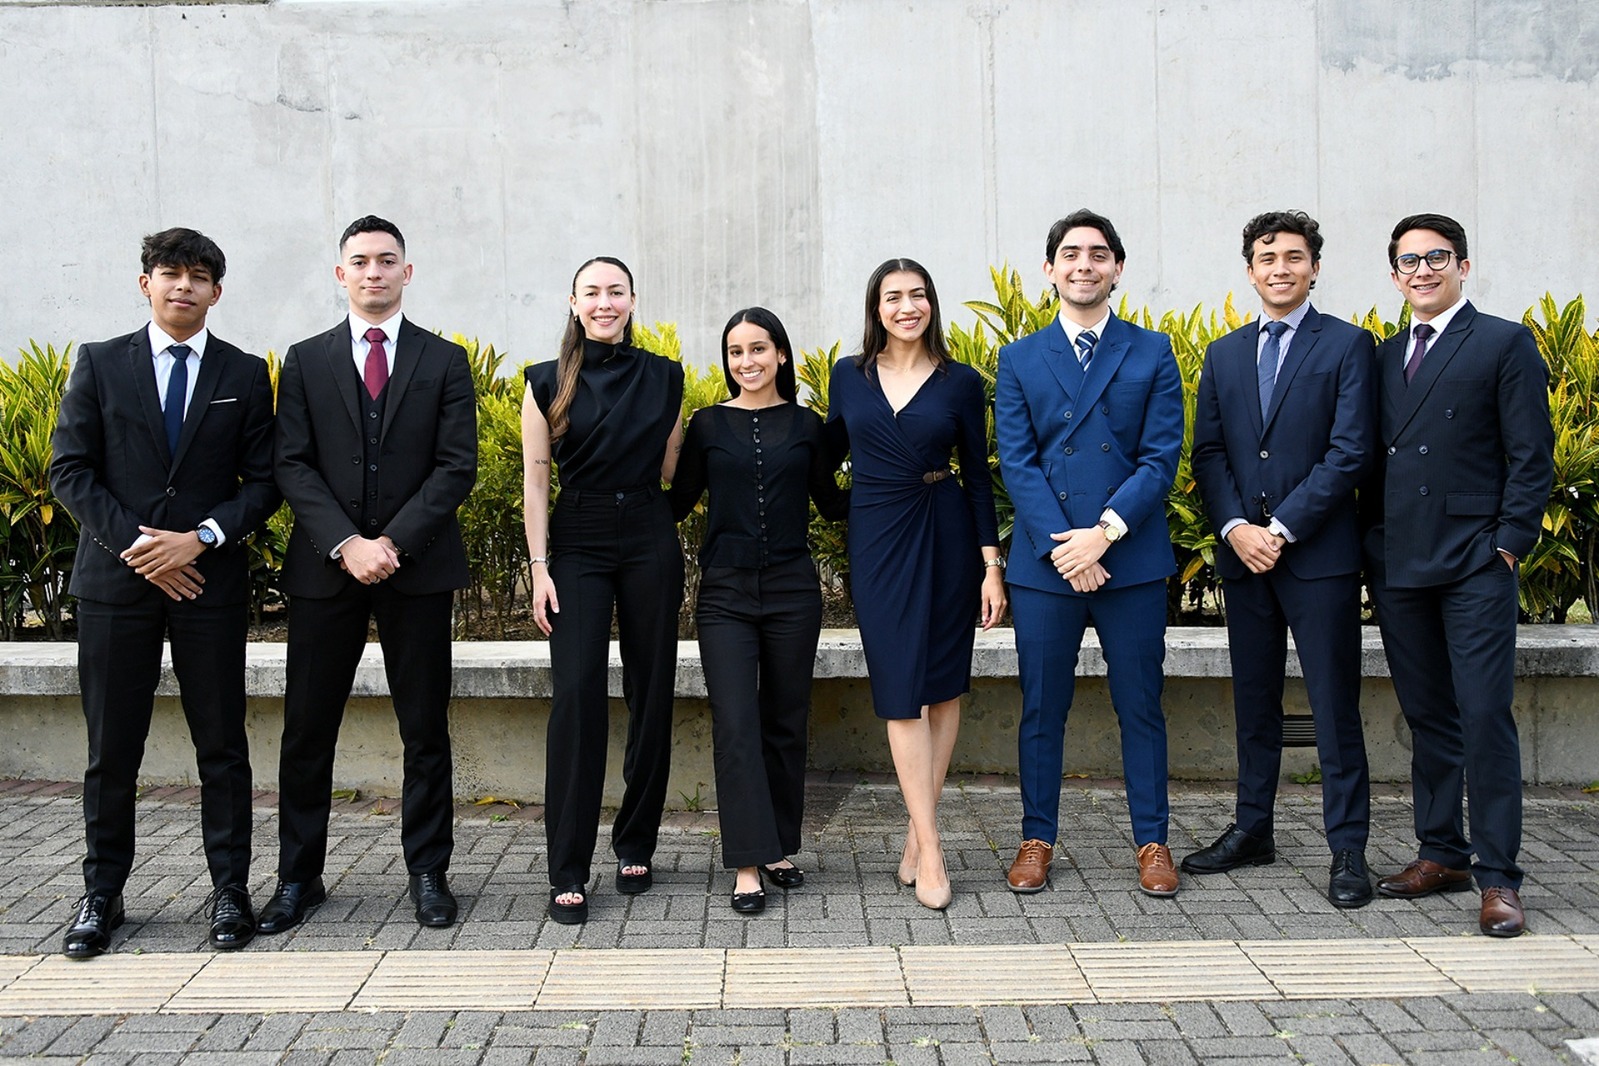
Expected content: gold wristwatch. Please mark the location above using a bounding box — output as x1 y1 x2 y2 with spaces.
1097 520 1122 543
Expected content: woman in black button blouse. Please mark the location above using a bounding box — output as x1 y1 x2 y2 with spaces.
668 307 848 914
522 256 685 925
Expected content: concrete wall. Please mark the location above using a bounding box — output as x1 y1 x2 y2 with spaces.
2 0 1594 368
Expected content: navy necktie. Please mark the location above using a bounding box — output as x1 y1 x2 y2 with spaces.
1405 322 1435 384
1075 329 1098 370
1259 321 1288 418
163 343 191 456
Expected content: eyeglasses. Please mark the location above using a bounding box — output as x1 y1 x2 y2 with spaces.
1393 249 1456 275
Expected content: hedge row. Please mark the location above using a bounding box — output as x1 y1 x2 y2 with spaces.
3 271 1595 639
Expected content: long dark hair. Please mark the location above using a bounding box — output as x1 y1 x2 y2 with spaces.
548 256 635 440
855 257 950 372
721 307 797 402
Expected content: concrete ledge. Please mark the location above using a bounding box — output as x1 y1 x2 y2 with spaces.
2 627 1596 798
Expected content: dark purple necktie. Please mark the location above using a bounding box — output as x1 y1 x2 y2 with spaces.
1404 323 1435 385
363 327 389 399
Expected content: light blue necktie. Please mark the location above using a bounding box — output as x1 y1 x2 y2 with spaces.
163 343 191 456
1258 322 1288 419
1075 329 1098 370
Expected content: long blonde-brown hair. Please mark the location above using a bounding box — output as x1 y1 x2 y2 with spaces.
548 256 636 440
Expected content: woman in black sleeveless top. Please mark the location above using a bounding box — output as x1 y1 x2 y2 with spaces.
668 308 848 914
522 257 684 925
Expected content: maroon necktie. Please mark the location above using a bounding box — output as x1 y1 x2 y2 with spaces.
363 327 389 399
1404 323 1435 385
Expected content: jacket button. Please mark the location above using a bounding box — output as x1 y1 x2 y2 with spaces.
1388 446 1396 455
1445 409 1455 418
1064 411 1073 420
1419 486 1429 496
1064 446 1074 455
1101 405 1109 415
1058 491 1068 501
352 456 360 464
165 487 177 497
349 499 358 508
1101 443 1110 452
1259 450 1269 459
1419 445 1429 454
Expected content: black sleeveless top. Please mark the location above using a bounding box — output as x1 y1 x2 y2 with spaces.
526 340 685 491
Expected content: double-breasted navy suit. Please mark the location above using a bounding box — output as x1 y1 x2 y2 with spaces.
1363 301 1552 889
996 314 1183 845
1191 305 1375 851
50 328 279 895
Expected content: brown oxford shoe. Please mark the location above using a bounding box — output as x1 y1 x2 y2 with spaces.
1479 887 1525 938
1006 839 1053 894
1376 859 1472 899
1136 842 1179 898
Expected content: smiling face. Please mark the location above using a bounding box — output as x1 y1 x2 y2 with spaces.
570 260 635 343
877 270 932 344
1247 231 1319 318
1045 225 1123 317
1391 227 1469 322
139 263 221 341
336 230 411 322
724 320 785 403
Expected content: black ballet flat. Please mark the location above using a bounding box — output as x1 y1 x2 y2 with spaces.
731 885 766 914
615 860 653 895
760 863 805 890
549 886 588 925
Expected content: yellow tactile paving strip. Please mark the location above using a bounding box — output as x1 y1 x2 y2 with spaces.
0 936 1593 1015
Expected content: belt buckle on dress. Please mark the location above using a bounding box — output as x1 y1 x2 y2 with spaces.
922 469 951 484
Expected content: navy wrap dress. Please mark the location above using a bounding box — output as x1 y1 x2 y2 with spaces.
827 358 1000 719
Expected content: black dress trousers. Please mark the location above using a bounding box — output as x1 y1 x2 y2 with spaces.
697 556 822 868
544 486 684 889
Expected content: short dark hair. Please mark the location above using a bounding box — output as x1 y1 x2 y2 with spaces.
1242 210 1324 264
1045 209 1125 263
140 227 225 282
340 215 406 254
1388 213 1468 265
721 307 797 401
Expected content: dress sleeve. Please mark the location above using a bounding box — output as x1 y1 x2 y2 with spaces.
955 367 1000 547
805 410 850 521
667 408 709 522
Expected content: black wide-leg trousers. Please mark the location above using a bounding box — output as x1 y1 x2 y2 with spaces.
697 557 822 869
544 487 684 889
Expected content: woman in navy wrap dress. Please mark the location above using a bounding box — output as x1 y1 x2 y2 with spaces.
827 258 1005 909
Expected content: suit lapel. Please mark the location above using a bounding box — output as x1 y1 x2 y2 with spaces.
1391 303 1475 435
319 323 363 434
1262 307 1323 434
381 320 426 439
170 341 225 470
1217 324 1265 440
126 331 172 464
1038 317 1082 404
1070 316 1128 434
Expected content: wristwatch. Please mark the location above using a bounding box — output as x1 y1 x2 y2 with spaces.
1097 519 1122 543
195 525 219 548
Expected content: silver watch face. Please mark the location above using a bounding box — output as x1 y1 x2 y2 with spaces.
197 527 218 546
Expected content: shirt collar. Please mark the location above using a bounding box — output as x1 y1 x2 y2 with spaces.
1259 300 1311 335
350 310 405 346
148 322 208 359
1413 296 1467 340
1058 309 1112 348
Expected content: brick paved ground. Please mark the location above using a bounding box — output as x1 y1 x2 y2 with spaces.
0 775 1595 1064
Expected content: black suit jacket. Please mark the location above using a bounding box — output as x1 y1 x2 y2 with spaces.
1363 301 1553 588
274 317 477 599
1193 305 1376 582
50 329 279 606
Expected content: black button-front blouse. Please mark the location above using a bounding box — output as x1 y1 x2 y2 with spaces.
668 402 849 569
525 339 685 491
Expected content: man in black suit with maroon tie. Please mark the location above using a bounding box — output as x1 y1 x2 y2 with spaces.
50 227 279 957
1364 213 1553 937
259 216 477 933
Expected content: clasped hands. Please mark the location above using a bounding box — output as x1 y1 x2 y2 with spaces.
1049 527 1112 593
340 535 401 585
122 526 206 601
1227 524 1284 574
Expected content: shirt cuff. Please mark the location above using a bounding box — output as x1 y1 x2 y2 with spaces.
1267 518 1295 543
1219 518 1247 542
127 532 153 554
1099 509 1128 538
331 534 360 561
200 518 226 548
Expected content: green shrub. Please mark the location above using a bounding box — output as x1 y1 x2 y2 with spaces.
0 342 76 638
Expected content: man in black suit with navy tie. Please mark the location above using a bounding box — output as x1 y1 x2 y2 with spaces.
50 227 279 957
1365 213 1553 937
259 216 476 933
1185 211 1377 907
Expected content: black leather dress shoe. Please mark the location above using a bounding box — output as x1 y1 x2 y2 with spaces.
208 884 257 950
409 872 458 928
62 893 125 960
1327 850 1374 909
731 884 766 914
257 879 326 934
760 863 805 890
1179 823 1276 874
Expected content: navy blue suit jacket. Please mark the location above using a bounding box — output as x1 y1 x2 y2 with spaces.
50 329 279 606
996 313 1183 595
1362 302 1553 588
1192 305 1376 582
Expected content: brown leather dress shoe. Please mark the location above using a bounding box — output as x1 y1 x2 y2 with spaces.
1007 839 1052 894
1136 842 1179 897
1376 859 1472 899
1479 886 1525 938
